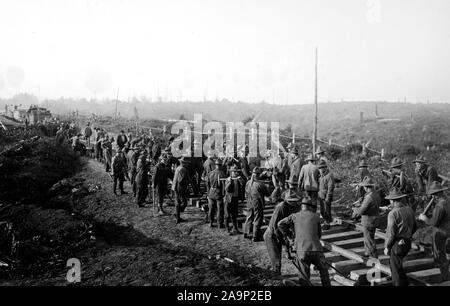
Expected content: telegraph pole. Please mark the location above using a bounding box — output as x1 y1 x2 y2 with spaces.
312 47 318 155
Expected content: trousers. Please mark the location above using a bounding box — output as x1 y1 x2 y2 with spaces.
389 238 411 286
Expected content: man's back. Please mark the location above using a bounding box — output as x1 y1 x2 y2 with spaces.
299 163 319 191
386 204 416 249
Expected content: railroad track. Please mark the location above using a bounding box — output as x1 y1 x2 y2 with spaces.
186 182 449 286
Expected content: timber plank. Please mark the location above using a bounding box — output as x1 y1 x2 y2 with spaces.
322 230 362 242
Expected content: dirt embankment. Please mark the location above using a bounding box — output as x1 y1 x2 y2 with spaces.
0 137 95 280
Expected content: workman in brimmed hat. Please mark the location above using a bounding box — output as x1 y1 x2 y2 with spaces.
315 146 328 164
244 167 275 242
298 154 320 207
263 189 302 274
135 150 149 208
127 145 139 197
355 159 370 201
152 154 170 215
317 159 335 229
413 154 441 197
111 148 129 196
277 197 331 286
224 165 245 235
353 177 381 258
206 159 227 228
383 157 415 210
172 156 193 223
384 188 417 286
418 181 450 281
288 147 303 184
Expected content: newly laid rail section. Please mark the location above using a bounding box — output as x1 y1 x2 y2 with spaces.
188 181 450 286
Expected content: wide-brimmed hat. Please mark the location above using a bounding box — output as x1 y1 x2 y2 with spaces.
385 188 408 200
427 181 449 195
284 190 302 203
358 160 368 168
301 197 316 208
359 176 376 187
413 154 427 164
315 146 325 154
305 154 315 162
389 157 404 169
317 159 328 169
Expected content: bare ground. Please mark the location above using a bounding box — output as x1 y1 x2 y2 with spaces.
3 158 327 286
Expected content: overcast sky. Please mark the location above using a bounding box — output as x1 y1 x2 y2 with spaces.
0 0 449 104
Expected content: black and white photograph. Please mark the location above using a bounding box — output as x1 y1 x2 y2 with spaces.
1 0 450 298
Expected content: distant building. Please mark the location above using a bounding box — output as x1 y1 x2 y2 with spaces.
27 105 52 124
13 106 28 122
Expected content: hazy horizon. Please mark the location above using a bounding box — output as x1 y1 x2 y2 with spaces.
1 0 450 104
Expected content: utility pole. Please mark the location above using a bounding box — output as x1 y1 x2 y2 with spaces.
312 47 318 155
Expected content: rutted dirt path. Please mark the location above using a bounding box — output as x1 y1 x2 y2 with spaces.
4 159 305 285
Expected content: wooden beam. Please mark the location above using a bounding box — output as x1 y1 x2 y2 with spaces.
321 230 362 242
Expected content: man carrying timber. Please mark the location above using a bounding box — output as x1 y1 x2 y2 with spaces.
384 188 417 286
298 154 320 207
224 165 245 235
244 167 274 242
418 181 450 281
207 159 227 228
152 155 170 215
277 197 331 286
263 190 302 274
172 156 192 223
111 148 129 195
352 177 380 258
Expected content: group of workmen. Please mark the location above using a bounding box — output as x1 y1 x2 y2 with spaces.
78 122 450 286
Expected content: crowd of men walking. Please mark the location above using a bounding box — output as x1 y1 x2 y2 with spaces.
72 122 449 286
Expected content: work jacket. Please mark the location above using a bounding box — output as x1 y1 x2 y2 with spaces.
278 210 323 253
112 153 127 176
298 163 320 192
246 179 272 209
224 176 245 203
415 165 441 195
429 196 450 235
356 190 380 228
289 156 303 183
172 165 190 194
318 170 335 203
207 168 227 200
268 201 301 239
385 203 417 250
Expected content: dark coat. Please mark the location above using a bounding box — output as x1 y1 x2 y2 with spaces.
278 210 323 253
207 168 227 200
356 190 380 228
